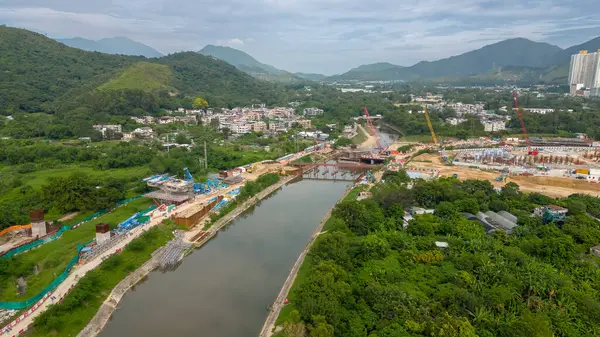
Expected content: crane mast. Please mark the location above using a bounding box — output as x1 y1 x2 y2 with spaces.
513 91 538 156
423 106 448 162
423 106 438 145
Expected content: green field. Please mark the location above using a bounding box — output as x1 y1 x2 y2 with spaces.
29 221 183 337
0 198 153 302
0 165 150 220
99 62 173 92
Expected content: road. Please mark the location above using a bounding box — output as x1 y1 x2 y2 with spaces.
1 208 177 336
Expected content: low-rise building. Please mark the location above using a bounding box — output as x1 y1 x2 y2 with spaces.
303 107 324 116
133 127 154 138
252 121 267 132
591 245 600 258
296 119 312 129
130 116 155 124
483 120 506 132
93 124 122 138
121 132 134 141
231 123 251 134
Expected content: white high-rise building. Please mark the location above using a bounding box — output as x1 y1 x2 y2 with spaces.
568 50 600 96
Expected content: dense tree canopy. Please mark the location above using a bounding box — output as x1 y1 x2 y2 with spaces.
283 176 600 337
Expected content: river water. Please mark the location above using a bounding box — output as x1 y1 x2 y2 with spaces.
98 179 349 337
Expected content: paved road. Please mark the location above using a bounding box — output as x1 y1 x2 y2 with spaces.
1 209 177 336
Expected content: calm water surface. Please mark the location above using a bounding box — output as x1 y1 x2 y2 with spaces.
98 179 349 337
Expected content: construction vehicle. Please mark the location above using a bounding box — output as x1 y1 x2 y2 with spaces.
247 163 258 173
423 106 449 163
513 91 539 156
366 170 377 183
495 174 508 182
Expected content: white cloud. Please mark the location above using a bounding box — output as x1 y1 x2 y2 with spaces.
216 38 244 47
1 0 599 74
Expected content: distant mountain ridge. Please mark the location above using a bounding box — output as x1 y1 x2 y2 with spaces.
56 36 163 58
199 44 324 82
327 37 600 83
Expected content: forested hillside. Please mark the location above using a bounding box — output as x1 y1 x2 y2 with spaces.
0 26 278 117
279 174 600 337
0 26 138 113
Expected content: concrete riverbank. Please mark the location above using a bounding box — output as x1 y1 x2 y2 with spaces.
76 255 159 337
76 174 297 337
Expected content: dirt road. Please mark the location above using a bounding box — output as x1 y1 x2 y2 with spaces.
407 153 600 198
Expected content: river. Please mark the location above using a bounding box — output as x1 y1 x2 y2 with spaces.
98 179 349 337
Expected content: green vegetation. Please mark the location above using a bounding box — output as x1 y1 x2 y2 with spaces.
205 173 281 229
99 62 173 92
352 127 368 145
0 198 152 302
277 174 600 337
293 155 314 164
0 26 281 126
29 220 181 337
333 137 353 148
198 44 305 83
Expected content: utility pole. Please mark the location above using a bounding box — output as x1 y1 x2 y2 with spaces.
204 141 208 169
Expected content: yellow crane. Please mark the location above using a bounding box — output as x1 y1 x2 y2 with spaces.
423 106 438 145
423 106 448 162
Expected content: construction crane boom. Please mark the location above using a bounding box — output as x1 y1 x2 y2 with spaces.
513 91 538 156
361 106 384 152
423 106 438 145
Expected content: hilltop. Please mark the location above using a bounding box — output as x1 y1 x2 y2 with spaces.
199 44 323 82
0 26 276 114
56 36 163 58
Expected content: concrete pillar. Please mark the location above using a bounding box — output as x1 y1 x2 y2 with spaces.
96 223 111 245
30 209 46 237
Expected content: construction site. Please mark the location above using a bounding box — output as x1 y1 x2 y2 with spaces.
397 91 600 197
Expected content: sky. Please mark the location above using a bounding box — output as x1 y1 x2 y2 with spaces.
1 0 600 74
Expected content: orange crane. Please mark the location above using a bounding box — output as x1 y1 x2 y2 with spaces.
513 91 539 156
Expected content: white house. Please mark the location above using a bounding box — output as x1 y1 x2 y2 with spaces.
483 120 506 132
303 107 324 116
133 127 154 138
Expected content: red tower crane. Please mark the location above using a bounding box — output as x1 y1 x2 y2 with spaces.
361 106 384 152
513 91 538 156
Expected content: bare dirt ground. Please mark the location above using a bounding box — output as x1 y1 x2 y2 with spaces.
406 153 600 198
58 212 79 222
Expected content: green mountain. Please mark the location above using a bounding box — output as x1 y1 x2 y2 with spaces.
56 36 163 58
328 38 563 82
293 72 327 81
0 26 276 114
551 37 600 65
198 44 324 82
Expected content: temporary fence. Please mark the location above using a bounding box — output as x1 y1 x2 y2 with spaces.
0 226 70 260
1 195 145 259
0 242 90 310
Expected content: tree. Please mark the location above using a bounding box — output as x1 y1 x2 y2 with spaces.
501 182 521 200
435 201 458 219
192 97 209 109
175 133 191 144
